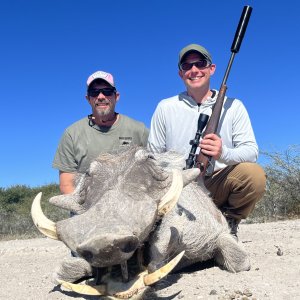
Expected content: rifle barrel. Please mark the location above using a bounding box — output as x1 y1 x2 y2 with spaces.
194 5 253 175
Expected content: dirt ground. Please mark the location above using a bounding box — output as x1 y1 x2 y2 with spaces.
0 219 299 300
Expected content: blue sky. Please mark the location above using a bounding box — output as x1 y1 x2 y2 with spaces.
1 0 299 188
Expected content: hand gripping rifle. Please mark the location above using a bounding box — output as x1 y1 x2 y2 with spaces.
185 5 253 174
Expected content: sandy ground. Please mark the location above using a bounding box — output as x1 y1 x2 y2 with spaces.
0 219 299 300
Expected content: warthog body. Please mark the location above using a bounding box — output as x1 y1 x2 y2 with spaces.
32 146 250 298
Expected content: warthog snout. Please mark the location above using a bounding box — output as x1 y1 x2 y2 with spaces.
118 237 139 254
76 234 139 267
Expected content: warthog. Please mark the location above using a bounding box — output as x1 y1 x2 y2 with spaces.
32 146 250 299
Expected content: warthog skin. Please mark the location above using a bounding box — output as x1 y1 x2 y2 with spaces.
47 146 250 284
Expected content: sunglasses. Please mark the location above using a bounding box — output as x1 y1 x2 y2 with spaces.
88 88 116 97
180 60 211 71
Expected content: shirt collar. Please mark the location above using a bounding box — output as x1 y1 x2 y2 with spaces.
179 90 217 108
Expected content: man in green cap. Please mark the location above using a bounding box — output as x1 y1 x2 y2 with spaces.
147 43 266 240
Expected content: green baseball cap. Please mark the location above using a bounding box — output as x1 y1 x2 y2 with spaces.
178 44 212 67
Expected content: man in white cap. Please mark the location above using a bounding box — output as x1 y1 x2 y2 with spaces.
148 44 266 240
53 70 149 194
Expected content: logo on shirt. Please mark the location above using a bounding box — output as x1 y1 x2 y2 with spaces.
119 137 132 147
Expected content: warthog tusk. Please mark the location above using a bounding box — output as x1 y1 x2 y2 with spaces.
121 260 129 282
143 250 185 286
113 271 147 299
158 169 183 217
57 279 107 296
57 251 185 298
31 192 58 240
57 272 146 298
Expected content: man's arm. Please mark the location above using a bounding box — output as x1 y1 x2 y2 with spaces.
200 99 258 168
59 171 75 194
216 100 258 165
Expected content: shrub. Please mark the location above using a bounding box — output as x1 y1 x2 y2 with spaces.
249 145 300 222
0 184 68 239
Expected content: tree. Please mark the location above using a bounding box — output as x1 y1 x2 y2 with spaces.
256 145 300 221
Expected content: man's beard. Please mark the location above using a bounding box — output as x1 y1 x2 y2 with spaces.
93 102 115 119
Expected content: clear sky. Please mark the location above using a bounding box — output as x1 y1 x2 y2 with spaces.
1 0 299 188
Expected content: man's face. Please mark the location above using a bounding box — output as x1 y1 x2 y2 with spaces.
178 52 216 92
86 81 120 119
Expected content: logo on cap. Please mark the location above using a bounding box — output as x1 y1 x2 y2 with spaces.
87 70 115 87
92 71 109 80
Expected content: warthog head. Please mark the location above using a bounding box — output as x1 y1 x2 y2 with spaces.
32 147 199 270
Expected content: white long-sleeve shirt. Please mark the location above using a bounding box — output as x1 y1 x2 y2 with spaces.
147 90 258 173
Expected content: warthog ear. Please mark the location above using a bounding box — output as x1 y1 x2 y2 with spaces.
182 168 200 186
49 194 86 215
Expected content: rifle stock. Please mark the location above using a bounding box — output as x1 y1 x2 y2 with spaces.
196 85 227 174
193 6 252 175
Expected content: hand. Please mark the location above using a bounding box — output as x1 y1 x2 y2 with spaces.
199 133 222 160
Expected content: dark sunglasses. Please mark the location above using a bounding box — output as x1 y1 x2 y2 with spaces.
180 60 211 71
88 88 116 97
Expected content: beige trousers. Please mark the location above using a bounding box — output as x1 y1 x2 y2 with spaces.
203 163 266 221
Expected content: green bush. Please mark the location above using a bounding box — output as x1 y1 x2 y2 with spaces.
0 185 32 205
249 145 300 222
0 184 68 240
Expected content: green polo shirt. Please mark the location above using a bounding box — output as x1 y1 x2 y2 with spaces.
53 114 149 173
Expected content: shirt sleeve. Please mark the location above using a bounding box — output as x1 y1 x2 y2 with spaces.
147 103 167 153
52 130 77 172
218 100 258 165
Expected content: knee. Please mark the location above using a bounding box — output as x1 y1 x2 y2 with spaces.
235 163 266 198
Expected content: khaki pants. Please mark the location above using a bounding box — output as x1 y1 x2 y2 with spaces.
203 163 266 221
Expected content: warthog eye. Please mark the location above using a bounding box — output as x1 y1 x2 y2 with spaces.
148 154 155 160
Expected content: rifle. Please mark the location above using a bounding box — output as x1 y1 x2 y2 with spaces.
185 113 209 169
186 6 253 174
